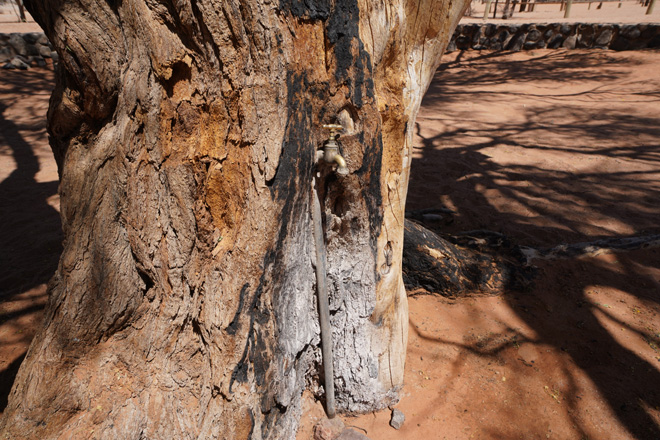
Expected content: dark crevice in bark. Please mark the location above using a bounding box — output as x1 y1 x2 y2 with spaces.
225 283 250 335
162 61 192 98
136 266 155 294
189 0 223 71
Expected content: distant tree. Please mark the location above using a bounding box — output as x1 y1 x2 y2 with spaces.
14 0 26 22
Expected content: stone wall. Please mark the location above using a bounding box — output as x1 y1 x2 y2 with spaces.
3 23 659 70
1 32 56 69
448 23 660 52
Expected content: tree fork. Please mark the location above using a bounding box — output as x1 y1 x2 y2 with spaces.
1 1 469 438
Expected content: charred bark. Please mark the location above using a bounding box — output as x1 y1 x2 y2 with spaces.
1 1 468 438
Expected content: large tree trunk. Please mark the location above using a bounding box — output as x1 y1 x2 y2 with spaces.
1 1 467 438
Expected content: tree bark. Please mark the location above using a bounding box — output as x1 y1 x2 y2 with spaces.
1 0 468 438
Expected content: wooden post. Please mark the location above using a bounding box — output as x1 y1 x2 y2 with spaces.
564 0 573 17
647 0 657 14
484 0 494 19
493 0 499 18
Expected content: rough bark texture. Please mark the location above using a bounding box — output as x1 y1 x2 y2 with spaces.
402 220 513 297
1 1 467 438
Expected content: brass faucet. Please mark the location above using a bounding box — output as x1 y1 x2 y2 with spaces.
320 124 349 177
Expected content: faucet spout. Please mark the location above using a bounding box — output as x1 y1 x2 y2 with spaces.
333 153 349 176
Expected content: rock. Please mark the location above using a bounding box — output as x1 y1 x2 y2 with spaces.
649 34 660 49
34 57 47 67
577 24 595 48
526 30 542 42
498 30 513 49
390 408 405 430
472 38 488 50
595 29 613 46
610 36 629 51
36 33 50 46
0 46 13 63
313 418 345 440
455 35 470 50
498 30 511 42
8 33 28 56
22 32 42 44
485 23 497 37
523 41 537 50
446 39 456 53
507 34 525 52
548 34 564 49
641 26 657 40
472 27 487 49
26 43 40 57
39 44 52 58
560 24 573 35
3 57 30 70
563 35 577 50
51 51 60 63
335 428 371 440
576 36 592 49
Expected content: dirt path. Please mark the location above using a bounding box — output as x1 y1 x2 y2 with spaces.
1 47 659 439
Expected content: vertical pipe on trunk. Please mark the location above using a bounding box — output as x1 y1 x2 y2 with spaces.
311 178 336 418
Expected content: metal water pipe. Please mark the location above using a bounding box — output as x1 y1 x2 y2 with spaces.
311 123 349 418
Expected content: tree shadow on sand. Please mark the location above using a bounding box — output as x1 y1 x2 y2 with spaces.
0 70 60 412
407 49 660 439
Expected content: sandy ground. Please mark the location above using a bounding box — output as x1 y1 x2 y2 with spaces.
463 0 660 24
1 17 660 440
0 4 41 33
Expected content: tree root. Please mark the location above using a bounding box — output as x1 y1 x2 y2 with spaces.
401 220 530 297
402 219 660 298
519 234 660 264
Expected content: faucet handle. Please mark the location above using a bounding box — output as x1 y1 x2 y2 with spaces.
322 124 343 140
